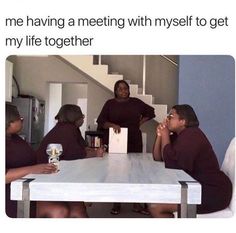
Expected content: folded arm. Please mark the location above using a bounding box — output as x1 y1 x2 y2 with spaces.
6 163 57 184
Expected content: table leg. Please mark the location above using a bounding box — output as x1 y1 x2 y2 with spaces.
178 181 197 218
17 178 34 218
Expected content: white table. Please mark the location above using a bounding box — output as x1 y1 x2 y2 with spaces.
11 153 201 218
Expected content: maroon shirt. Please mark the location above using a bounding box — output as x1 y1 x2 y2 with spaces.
163 127 232 214
97 97 155 152
6 134 36 218
37 122 86 163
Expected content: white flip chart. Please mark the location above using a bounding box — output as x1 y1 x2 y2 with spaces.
108 127 128 154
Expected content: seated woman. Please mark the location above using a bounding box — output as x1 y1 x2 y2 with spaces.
149 104 232 218
5 104 62 218
36 104 105 218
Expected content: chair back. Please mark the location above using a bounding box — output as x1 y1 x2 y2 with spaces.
221 137 235 212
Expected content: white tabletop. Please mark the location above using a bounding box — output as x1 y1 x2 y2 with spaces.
11 153 201 205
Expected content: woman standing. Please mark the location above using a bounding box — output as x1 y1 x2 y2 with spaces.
97 80 155 215
149 104 232 217
5 104 58 218
97 80 155 153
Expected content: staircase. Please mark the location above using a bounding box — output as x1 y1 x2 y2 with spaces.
60 55 167 122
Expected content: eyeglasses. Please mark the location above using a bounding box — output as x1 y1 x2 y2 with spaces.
15 116 24 121
167 114 174 120
11 116 24 123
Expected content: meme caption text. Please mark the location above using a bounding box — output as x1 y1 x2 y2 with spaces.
5 15 229 49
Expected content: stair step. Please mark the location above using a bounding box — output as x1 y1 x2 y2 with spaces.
129 84 139 95
130 84 143 95
153 104 168 122
62 55 109 76
135 94 152 104
107 74 123 80
61 55 93 67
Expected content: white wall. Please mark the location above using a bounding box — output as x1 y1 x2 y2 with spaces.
77 98 87 137
5 60 13 102
48 83 62 132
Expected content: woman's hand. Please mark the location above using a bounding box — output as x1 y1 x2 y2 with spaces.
158 120 171 159
156 124 162 136
112 124 121 133
96 147 105 157
31 163 57 174
157 122 170 138
5 163 58 184
103 122 121 133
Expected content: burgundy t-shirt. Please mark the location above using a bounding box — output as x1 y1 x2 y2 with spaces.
37 122 86 163
6 134 36 218
163 127 232 214
97 97 155 152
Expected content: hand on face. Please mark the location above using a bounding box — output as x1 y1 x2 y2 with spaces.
166 109 186 134
156 122 170 137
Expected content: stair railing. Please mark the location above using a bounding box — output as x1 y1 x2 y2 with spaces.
98 55 102 65
142 55 146 95
160 55 178 67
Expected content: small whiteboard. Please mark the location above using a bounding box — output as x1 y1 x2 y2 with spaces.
108 127 128 154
